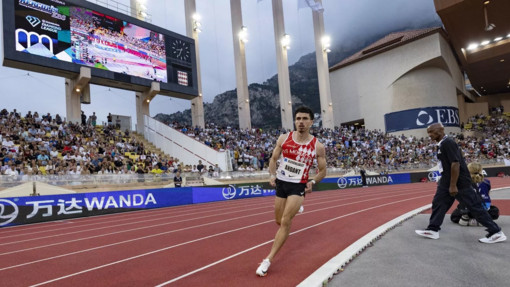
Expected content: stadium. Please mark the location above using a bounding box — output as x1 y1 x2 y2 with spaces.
0 0 509 286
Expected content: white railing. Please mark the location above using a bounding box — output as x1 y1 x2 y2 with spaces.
0 174 172 189
144 116 231 171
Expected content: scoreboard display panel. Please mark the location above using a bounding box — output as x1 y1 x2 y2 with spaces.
3 0 198 98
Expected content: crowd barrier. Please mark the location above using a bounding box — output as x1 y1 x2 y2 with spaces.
0 183 276 227
2 165 510 227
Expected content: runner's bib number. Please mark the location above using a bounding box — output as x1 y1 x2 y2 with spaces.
280 158 305 178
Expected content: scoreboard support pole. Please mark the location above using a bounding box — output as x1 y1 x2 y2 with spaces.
65 67 91 124
136 81 160 135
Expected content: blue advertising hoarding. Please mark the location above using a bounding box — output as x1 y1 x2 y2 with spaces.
0 188 193 227
384 106 460 133
0 174 416 227
0 185 276 227
322 173 411 189
193 184 276 204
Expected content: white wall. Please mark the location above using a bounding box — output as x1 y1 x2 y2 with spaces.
144 116 230 171
330 32 465 138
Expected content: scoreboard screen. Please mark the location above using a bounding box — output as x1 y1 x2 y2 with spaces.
3 0 198 98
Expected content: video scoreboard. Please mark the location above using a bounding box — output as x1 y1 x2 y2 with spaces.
3 0 198 98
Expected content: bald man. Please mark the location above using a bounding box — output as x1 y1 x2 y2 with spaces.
415 123 506 243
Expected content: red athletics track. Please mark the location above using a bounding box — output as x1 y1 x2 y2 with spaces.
1 178 509 287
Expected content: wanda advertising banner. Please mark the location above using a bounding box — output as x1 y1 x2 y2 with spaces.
0 185 276 227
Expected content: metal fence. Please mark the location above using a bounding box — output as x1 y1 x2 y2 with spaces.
0 158 504 189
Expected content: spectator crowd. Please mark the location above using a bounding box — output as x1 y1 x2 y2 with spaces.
0 109 184 180
2 107 510 181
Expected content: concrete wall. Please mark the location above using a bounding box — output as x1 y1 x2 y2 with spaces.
330 32 466 138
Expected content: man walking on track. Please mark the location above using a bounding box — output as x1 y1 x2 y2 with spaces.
415 123 506 243
256 106 327 277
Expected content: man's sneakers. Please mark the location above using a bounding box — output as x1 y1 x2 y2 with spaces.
479 231 507 244
415 229 439 239
416 228 507 243
298 205 304 214
256 259 271 277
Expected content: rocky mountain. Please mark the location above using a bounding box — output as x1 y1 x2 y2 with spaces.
154 50 344 129
154 21 441 128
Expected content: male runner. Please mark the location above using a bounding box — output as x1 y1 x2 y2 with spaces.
256 106 327 276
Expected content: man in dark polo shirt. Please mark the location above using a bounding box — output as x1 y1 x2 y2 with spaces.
415 123 506 243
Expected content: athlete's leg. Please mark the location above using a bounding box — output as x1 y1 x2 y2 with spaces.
274 196 287 225
266 195 304 261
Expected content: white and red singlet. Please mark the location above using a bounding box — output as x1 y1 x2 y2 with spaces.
276 131 317 183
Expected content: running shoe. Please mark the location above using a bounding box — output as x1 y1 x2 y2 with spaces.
459 215 470 226
468 219 481 226
479 231 507 243
298 205 304 214
256 259 271 277
415 229 439 239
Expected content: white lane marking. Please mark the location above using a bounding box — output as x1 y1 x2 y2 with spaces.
30 193 431 286
29 219 274 287
297 204 432 287
155 194 432 286
0 198 275 240
0 186 420 247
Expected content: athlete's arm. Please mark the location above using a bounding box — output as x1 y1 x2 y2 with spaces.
306 141 327 193
268 134 286 186
314 141 327 182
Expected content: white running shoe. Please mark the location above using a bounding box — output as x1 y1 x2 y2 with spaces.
479 231 507 244
468 219 481 226
298 205 304 214
256 259 271 277
415 229 439 239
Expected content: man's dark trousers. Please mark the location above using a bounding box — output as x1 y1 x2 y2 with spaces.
427 185 501 233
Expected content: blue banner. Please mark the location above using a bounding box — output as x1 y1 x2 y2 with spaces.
0 188 193 227
384 106 460 133
193 184 276 204
0 185 277 227
322 173 411 189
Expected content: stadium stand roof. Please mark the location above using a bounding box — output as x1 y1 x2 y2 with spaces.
434 0 510 96
329 27 443 71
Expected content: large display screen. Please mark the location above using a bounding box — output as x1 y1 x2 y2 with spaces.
15 0 168 82
3 0 197 97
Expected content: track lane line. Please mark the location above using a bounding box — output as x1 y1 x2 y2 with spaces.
0 188 429 254
1 189 430 271
0 186 424 246
27 193 432 286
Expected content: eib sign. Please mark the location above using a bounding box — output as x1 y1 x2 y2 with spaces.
384 106 460 133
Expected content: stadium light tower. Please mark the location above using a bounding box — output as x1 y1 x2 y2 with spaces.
230 0 251 130
271 0 294 130
130 0 147 21
309 0 334 128
185 1 205 129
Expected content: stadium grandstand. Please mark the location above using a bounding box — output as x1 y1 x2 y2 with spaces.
1 0 510 286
